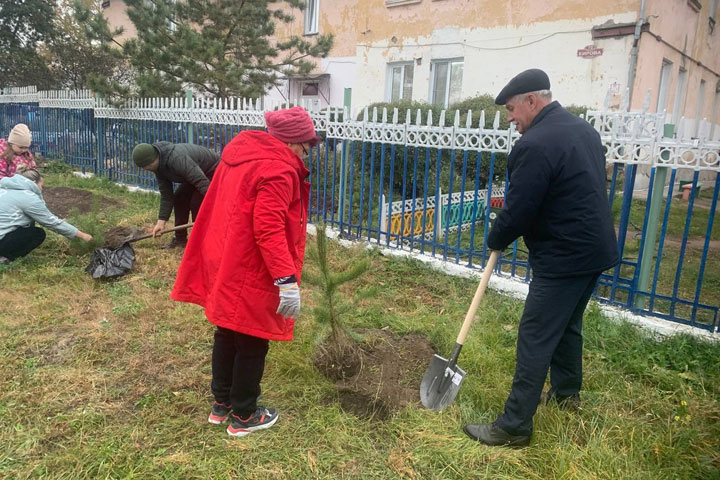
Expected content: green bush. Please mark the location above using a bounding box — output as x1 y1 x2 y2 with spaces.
357 100 436 124
39 160 74 175
349 97 593 199
350 96 510 200
565 104 594 118
447 94 510 129
359 95 512 129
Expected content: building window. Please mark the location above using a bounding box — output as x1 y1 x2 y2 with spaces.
709 83 720 139
386 63 414 102
672 67 688 126
302 82 319 96
656 59 673 114
687 0 702 13
695 79 707 137
430 59 463 107
304 0 319 35
386 0 422 6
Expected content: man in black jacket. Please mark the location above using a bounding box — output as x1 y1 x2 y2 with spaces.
463 69 619 447
132 142 220 248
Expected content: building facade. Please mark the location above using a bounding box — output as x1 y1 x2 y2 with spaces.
103 0 719 135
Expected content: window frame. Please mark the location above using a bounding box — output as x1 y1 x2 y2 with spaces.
672 67 688 126
709 83 720 139
656 59 673 113
304 0 319 35
429 58 464 108
386 0 422 7
695 79 707 137
385 62 414 102
301 82 320 97
687 0 702 13
710 0 718 32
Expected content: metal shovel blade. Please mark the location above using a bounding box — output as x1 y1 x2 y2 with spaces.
420 354 466 411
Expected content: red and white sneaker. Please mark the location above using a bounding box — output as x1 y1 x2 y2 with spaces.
208 402 232 424
226 406 279 437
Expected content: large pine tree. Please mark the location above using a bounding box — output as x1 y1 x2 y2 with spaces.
0 0 57 88
79 0 333 99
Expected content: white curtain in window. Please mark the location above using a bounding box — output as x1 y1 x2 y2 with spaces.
388 64 414 102
431 59 463 107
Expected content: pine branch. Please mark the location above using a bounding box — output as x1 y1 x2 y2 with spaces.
301 270 321 286
329 260 370 287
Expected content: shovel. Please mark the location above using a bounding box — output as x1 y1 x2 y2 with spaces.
113 222 195 247
85 223 193 279
420 250 500 411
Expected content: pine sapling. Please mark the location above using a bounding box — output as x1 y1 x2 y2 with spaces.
304 223 370 379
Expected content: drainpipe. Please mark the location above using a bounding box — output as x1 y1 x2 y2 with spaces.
626 0 647 107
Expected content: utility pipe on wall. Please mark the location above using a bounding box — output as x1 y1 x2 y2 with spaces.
626 0 648 108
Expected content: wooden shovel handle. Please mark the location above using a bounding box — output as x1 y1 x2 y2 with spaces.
128 222 194 243
455 250 500 346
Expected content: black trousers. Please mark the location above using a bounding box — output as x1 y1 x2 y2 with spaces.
495 272 600 436
211 326 269 418
173 183 204 241
0 226 46 260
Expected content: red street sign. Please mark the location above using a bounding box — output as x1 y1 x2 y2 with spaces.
577 45 603 58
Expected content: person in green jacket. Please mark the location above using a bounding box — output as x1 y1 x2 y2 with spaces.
132 142 221 248
0 169 93 264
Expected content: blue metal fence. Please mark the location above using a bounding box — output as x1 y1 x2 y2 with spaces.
0 89 718 333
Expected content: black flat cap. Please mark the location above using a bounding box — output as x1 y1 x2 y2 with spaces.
495 69 551 105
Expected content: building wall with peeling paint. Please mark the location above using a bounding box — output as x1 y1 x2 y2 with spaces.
286 0 645 110
632 0 720 131
100 0 719 132
353 16 639 111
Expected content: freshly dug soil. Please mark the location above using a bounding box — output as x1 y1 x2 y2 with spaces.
103 226 148 248
314 329 435 420
43 186 121 218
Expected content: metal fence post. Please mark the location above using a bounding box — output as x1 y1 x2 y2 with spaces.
95 101 104 177
338 88 352 232
186 89 194 144
436 187 443 240
634 123 674 308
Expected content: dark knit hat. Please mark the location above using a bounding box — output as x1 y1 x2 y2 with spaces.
264 106 320 147
132 143 159 168
495 69 551 105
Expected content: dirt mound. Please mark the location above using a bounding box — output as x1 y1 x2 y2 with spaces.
43 187 121 218
315 329 435 420
103 226 148 248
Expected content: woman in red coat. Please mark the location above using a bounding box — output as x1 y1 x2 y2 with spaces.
171 106 319 437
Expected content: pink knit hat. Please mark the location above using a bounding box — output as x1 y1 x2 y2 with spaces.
264 106 320 147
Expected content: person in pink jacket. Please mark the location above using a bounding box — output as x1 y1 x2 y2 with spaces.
0 124 37 179
171 106 319 437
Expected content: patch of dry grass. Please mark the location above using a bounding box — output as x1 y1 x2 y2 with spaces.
0 174 718 479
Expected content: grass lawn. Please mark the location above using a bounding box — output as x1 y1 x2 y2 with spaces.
1 173 719 479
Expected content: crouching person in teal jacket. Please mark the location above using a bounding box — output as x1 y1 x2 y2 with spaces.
0 169 93 264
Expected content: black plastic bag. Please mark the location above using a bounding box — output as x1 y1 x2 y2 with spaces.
85 243 136 279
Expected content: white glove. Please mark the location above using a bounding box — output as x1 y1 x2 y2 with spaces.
276 282 301 319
